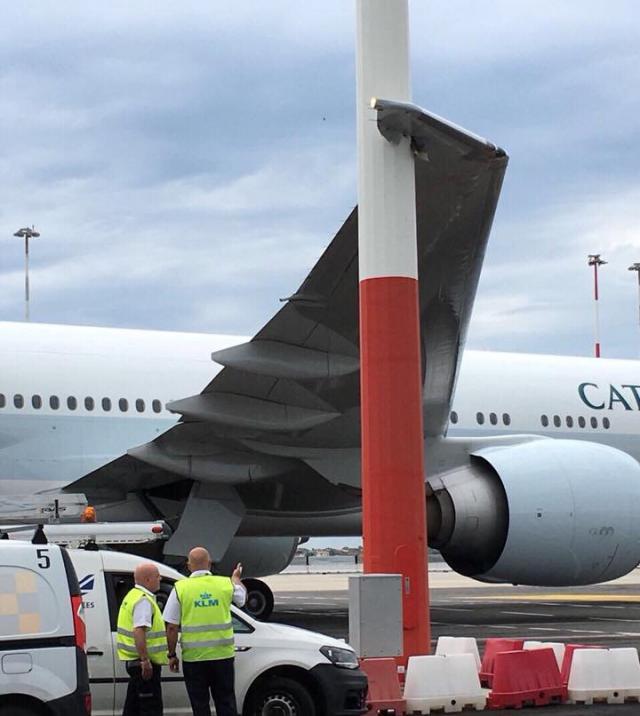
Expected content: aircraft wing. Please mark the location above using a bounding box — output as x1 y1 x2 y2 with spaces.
68 105 507 504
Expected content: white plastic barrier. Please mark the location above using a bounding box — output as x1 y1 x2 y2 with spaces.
404 653 486 713
436 636 481 670
610 648 640 702
523 640 565 668
568 647 640 704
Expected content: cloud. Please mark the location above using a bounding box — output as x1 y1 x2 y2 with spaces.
0 0 638 365
469 183 640 356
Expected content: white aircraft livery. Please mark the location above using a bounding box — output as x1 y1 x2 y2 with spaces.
2 107 640 614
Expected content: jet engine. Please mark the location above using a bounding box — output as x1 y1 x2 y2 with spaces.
218 535 300 620
429 439 640 585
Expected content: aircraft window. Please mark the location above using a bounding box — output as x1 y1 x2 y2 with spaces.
590 416 598 428
476 412 485 425
450 411 458 424
136 399 145 413
49 396 60 410
67 396 77 411
578 416 586 428
119 398 129 412
540 414 549 427
503 413 511 426
0 394 5 408
566 416 574 428
553 415 561 428
102 397 112 411
603 416 611 429
152 399 162 414
32 395 42 409
14 394 24 409
489 412 498 425
84 397 95 411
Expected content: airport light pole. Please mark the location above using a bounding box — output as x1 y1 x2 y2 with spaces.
588 254 606 358
629 263 640 348
356 0 430 659
13 226 40 322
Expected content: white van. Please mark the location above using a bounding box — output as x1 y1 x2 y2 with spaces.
0 541 91 716
70 548 367 716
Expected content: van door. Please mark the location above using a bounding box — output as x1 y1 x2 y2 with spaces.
71 550 116 716
231 610 256 710
106 572 190 715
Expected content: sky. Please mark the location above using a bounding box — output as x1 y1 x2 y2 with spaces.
2 2 639 546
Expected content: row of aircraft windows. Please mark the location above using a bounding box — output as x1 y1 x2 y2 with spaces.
450 411 512 426
541 414 610 430
450 411 611 430
0 393 164 414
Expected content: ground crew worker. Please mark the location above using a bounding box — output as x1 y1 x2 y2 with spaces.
163 547 246 716
116 562 167 716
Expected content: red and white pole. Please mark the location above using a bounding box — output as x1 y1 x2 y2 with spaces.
629 263 640 353
356 0 430 658
588 254 606 358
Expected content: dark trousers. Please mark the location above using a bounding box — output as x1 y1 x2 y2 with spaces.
183 658 237 716
123 661 163 716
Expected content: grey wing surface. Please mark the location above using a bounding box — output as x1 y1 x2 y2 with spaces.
67 106 508 512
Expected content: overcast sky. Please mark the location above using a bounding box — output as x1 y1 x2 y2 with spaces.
2 1 639 360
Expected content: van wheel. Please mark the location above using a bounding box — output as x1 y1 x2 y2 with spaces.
244 676 316 716
242 578 274 620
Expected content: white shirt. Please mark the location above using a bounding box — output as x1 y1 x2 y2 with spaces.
162 570 247 625
131 584 156 629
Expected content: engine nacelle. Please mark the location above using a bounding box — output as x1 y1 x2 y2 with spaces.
216 535 300 578
430 439 640 585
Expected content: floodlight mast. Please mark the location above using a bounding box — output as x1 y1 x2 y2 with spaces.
13 226 41 321
629 263 640 351
588 254 606 358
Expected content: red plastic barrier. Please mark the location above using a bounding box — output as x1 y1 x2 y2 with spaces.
487 647 567 710
560 644 604 687
359 658 406 715
480 638 524 687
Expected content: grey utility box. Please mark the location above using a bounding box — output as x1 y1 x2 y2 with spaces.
348 573 402 658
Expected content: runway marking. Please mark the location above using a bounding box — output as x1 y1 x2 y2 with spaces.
565 629 607 634
500 611 552 617
590 617 639 623
433 606 474 612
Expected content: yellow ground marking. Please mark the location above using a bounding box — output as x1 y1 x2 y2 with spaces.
0 593 18 615
15 569 37 593
465 594 640 602
19 612 41 633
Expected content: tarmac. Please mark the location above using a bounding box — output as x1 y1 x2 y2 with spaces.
264 568 640 715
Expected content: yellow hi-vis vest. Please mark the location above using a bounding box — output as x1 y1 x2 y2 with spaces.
175 574 235 661
116 587 168 664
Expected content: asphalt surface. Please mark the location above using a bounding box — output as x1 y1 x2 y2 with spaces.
266 570 640 715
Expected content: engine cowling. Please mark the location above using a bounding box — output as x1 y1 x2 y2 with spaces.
216 535 300 579
429 439 640 585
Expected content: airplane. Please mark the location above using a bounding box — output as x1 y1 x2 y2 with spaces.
2 107 640 619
